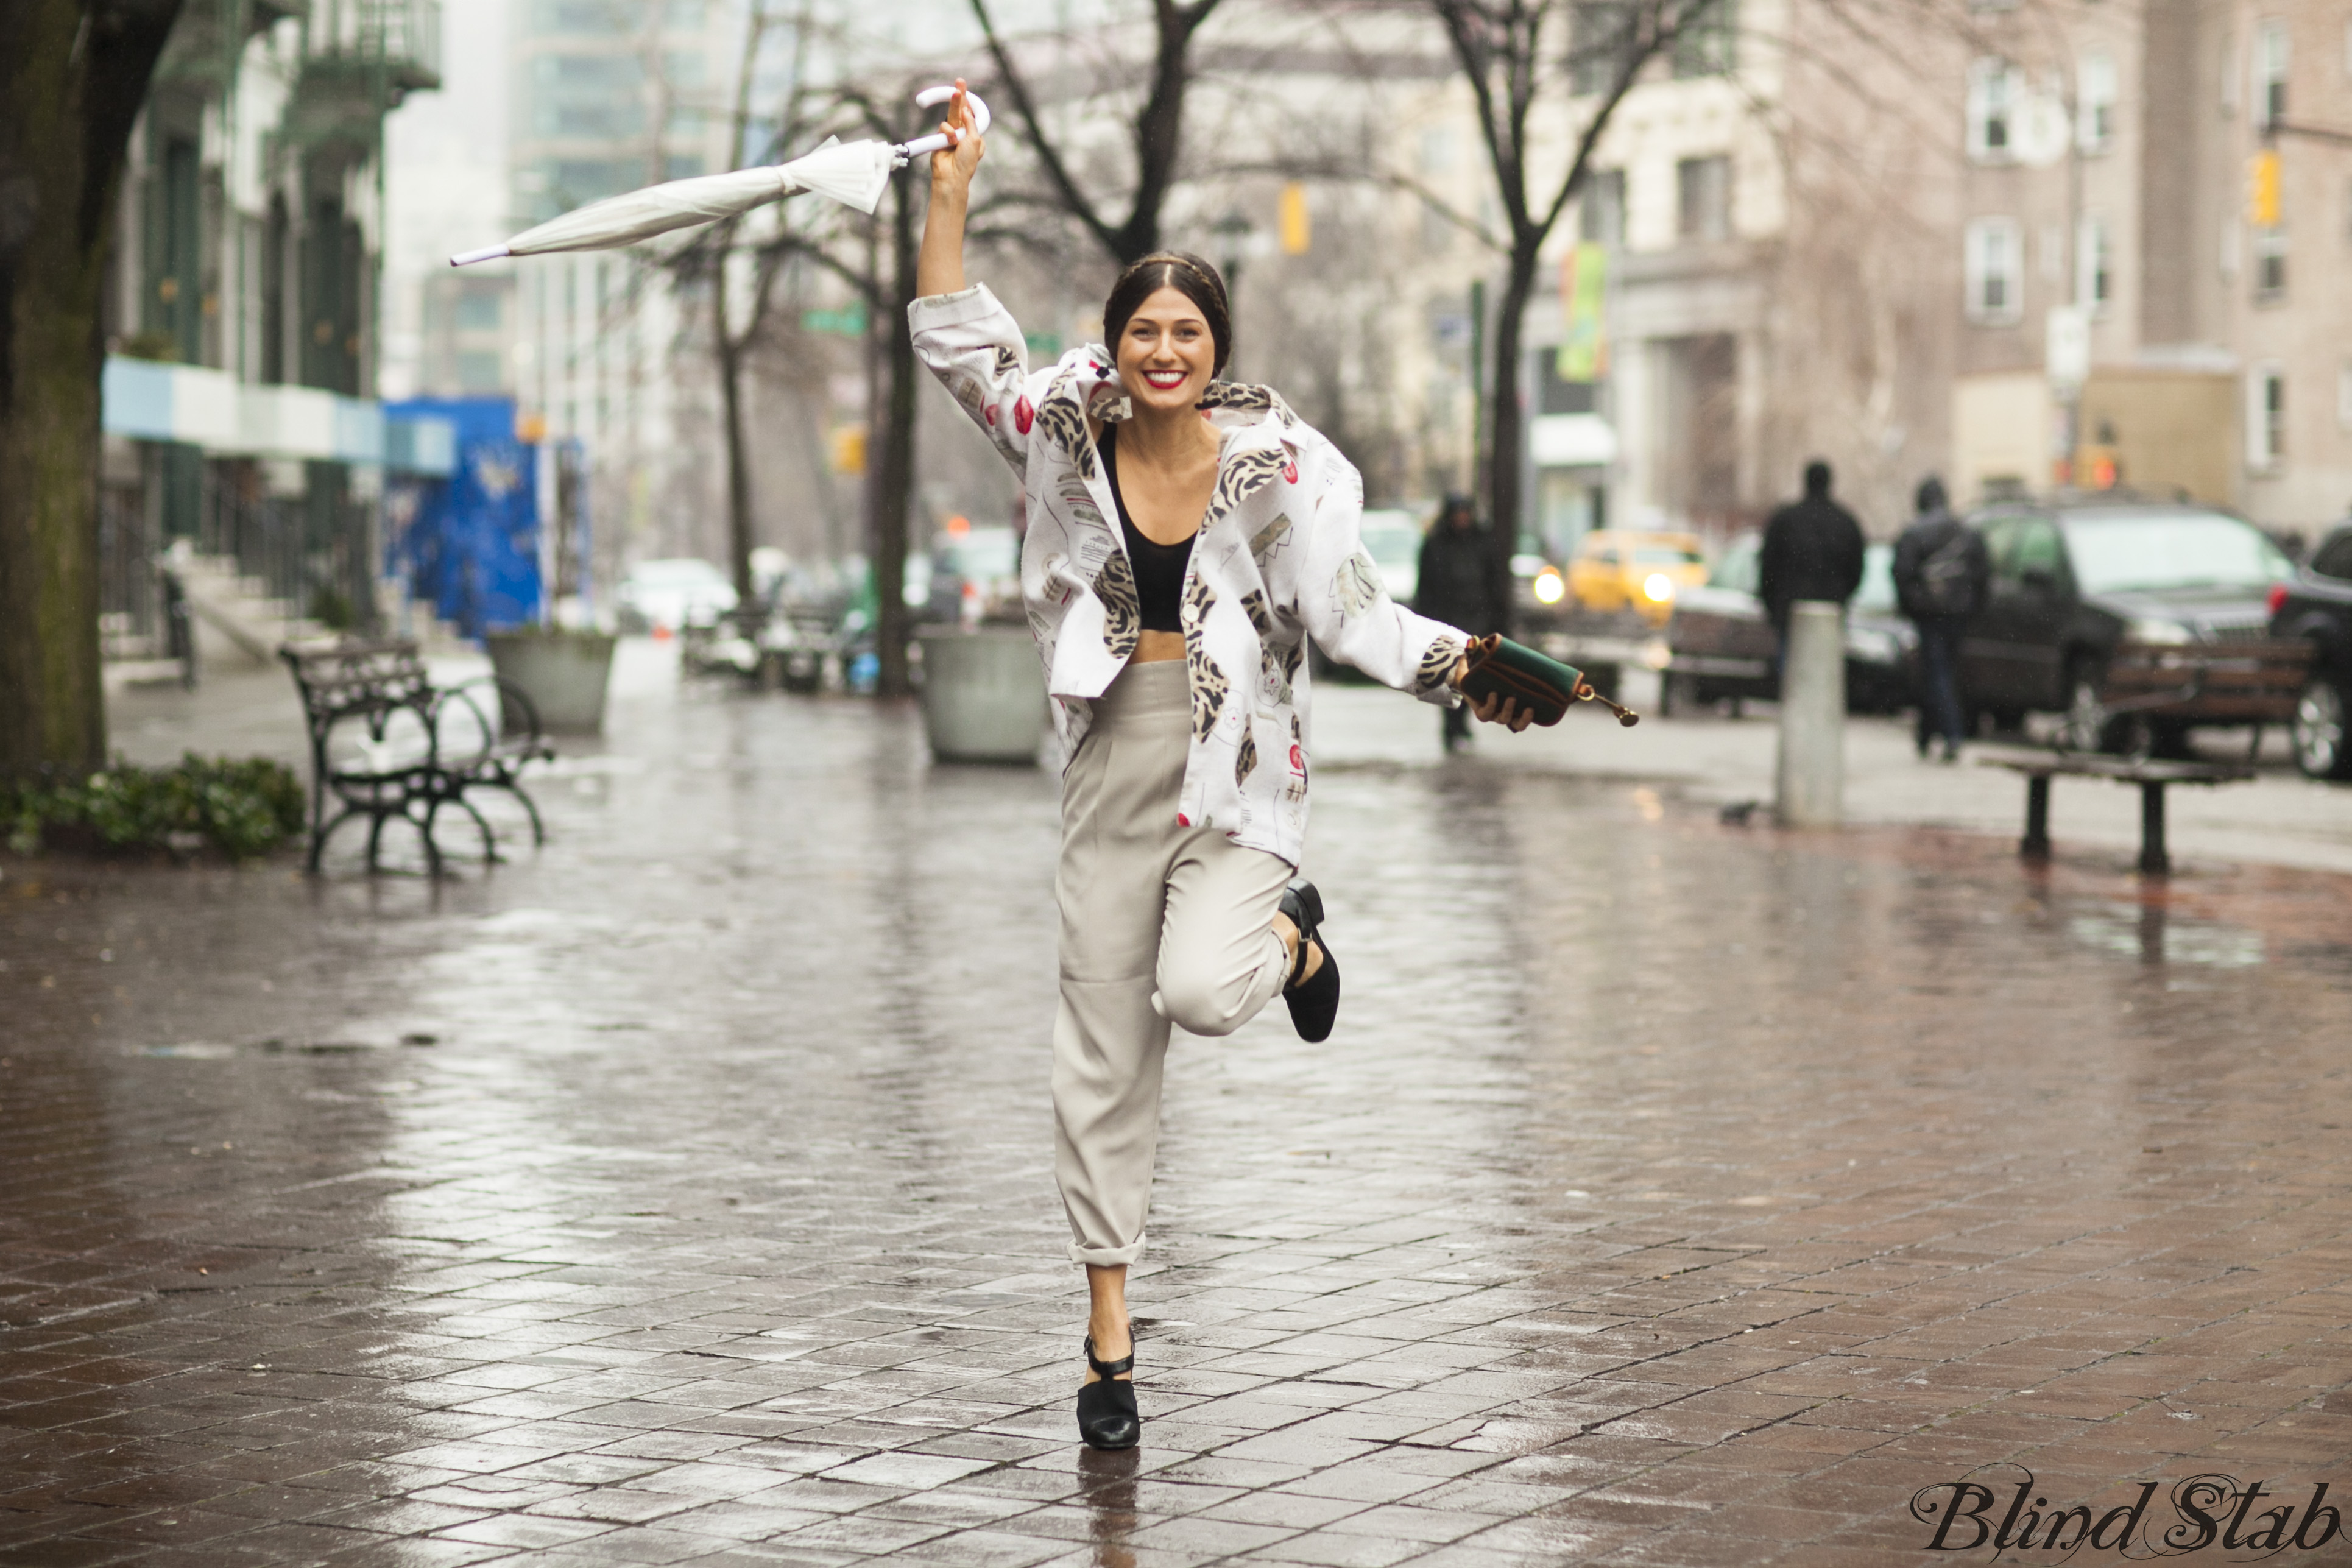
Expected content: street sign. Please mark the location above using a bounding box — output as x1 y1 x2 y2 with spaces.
2046 304 2089 394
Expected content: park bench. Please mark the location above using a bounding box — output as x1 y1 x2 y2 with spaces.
279 639 553 873
2083 637 2312 758
1978 751 2257 877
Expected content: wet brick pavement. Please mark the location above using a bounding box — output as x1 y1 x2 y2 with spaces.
6 677 2352 1566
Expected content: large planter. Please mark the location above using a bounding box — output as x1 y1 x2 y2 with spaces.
485 630 618 735
918 626 1046 764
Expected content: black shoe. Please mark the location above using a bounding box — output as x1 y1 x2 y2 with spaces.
1280 879 1340 1043
1076 1334 1139 1450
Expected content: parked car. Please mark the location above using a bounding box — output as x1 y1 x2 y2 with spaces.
1567 530 1709 625
1958 500 2295 750
1513 537 1572 633
617 557 737 634
923 524 1021 626
2267 521 2352 779
1662 535 1916 714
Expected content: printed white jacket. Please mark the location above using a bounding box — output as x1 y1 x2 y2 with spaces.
910 283 1466 866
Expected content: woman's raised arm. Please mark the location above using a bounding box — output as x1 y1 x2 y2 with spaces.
916 83 984 298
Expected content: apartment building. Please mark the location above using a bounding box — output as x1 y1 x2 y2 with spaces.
507 0 740 567
1948 0 2352 535
1291 0 1974 556
99 0 452 662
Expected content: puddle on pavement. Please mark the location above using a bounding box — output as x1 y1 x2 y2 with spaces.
2067 902 2265 967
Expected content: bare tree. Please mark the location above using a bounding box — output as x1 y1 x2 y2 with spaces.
968 0 1226 266
760 85 934 699
671 0 814 609
1 0 188 776
1429 0 1722 624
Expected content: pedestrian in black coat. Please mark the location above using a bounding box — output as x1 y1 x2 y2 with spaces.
1415 495 1506 750
1759 461 1866 673
1891 475 1991 762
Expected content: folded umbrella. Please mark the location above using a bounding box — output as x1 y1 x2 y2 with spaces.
451 87 988 267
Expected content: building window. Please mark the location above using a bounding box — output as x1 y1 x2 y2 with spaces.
1580 168 1625 247
1569 2 1637 96
537 0 614 30
2256 21 2289 130
2253 225 2287 298
1967 58 2021 161
2077 215 2111 311
1672 0 1737 78
455 291 502 330
457 351 505 394
1676 156 1731 242
2078 51 2116 150
1965 217 2023 323
2248 364 2285 469
1538 353 1598 414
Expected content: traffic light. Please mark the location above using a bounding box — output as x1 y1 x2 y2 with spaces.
2247 149 2281 228
1279 183 1311 255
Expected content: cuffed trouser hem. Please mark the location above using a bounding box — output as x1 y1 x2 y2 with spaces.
1069 1239 1148 1268
1053 660 1293 1270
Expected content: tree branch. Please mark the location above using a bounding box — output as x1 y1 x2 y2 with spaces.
967 0 1120 256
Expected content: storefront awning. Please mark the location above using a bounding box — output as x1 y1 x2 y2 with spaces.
102 357 455 476
1530 413 1618 469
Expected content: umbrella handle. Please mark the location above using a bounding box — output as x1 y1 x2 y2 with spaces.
894 85 993 164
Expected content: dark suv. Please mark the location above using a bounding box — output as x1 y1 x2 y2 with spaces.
2266 523 2352 779
1958 500 2295 750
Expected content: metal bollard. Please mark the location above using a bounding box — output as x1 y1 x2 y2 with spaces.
1776 601 1844 827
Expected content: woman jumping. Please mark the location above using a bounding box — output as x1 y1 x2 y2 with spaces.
911 87 1534 1451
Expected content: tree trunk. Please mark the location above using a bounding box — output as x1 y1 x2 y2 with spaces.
1483 243 1541 638
719 334 754 610
0 0 186 779
869 169 920 699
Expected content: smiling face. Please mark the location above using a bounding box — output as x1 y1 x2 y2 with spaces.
1114 287 1217 414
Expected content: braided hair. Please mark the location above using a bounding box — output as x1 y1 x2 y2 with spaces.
1102 251 1232 377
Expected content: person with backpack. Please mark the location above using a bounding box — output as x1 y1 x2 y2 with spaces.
1891 476 1991 762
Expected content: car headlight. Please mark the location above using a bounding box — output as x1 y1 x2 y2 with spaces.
1642 573 1675 604
2125 618 2194 645
1533 570 1566 605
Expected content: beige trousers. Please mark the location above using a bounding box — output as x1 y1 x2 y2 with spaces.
1054 659 1293 1267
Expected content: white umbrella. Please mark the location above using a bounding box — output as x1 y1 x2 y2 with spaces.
451 87 988 267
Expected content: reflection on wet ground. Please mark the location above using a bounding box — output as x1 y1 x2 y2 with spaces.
4 685 2351 1565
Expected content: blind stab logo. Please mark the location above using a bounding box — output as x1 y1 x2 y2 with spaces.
1910 1464 2341 1556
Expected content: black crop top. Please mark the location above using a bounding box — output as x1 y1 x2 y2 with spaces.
1100 426 1196 634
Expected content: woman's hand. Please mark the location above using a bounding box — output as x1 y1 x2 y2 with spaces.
928 80 984 195
916 82 984 297
1466 689 1535 732
1450 655 1593 733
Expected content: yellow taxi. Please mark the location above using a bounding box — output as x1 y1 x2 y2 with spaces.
1567 530 1710 624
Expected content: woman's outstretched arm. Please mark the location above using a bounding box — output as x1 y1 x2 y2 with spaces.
916 84 983 298
907 85 1051 476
